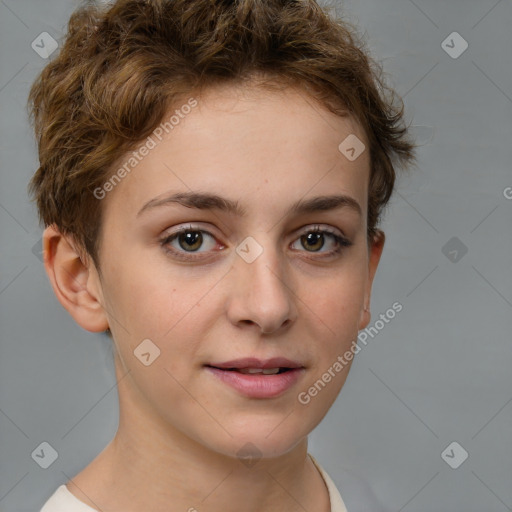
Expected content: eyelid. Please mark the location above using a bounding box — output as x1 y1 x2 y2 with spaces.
161 223 223 242
301 224 345 238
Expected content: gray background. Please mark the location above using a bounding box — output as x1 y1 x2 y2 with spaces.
0 0 511 511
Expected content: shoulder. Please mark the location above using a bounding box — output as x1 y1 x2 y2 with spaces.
40 484 98 512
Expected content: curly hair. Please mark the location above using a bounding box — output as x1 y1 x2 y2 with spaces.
28 0 417 270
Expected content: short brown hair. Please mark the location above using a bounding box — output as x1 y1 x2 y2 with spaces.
28 0 416 270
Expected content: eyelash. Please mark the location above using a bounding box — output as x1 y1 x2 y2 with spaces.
159 224 353 261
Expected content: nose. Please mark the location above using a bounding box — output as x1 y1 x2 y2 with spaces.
226 236 297 335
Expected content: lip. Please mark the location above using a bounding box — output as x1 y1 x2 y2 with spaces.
206 357 303 370
204 357 305 399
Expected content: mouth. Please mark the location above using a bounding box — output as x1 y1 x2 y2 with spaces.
204 357 305 398
205 357 304 374
205 366 294 375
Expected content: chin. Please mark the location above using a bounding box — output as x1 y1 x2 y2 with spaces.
197 421 310 462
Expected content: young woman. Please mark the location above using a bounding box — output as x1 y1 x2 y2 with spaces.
30 0 416 510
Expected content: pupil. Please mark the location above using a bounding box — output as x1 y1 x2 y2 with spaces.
303 232 323 251
180 231 202 251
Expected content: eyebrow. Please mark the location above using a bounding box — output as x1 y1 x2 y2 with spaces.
137 191 362 219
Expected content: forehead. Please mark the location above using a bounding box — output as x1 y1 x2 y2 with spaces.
101 82 370 223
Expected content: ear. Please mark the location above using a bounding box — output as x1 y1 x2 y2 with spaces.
42 224 109 332
358 229 385 330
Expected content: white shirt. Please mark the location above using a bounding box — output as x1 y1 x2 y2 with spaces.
40 454 348 511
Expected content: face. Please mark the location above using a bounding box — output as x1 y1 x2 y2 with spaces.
83 83 383 459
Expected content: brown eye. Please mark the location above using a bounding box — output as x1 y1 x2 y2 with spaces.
290 226 352 257
300 231 325 252
176 230 203 252
160 225 219 260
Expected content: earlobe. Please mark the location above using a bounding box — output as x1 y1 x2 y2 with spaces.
358 230 385 331
43 225 109 333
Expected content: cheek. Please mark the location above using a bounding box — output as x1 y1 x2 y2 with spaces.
103 267 211 410
103 256 188 335
305 265 366 331
104 260 220 369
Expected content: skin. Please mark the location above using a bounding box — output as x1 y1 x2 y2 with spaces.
43 82 384 512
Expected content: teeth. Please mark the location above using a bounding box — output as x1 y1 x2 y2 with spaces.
237 368 281 375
